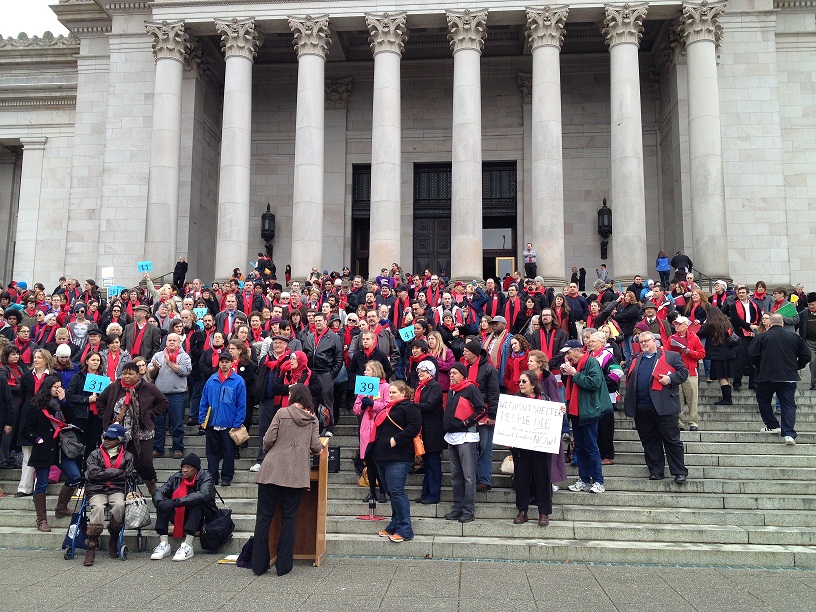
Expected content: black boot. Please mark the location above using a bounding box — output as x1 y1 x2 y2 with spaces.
108 521 123 558
714 384 732 405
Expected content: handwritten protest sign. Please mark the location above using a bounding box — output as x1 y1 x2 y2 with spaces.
493 393 563 454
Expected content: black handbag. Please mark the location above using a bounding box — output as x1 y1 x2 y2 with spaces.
200 490 234 551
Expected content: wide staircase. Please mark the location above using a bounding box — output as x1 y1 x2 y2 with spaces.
0 383 814 568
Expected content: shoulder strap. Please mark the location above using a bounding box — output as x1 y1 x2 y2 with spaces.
386 411 404 431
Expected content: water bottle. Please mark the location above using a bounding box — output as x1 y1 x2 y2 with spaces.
368 497 376 519
68 523 77 539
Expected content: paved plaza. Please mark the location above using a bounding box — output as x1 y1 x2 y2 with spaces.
1 547 814 611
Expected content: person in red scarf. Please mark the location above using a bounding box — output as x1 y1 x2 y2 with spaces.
550 294 572 337
406 339 436 389
348 329 393 382
0 346 26 465
503 335 530 394
560 339 612 494
83 423 134 565
16 348 54 498
251 335 293 472
414 360 445 505
150 453 216 561
21 375 83 533
66 351 106 464
123 304 161 360
14 325 36 367
769 287 801 329
35 312 59 347
503 284 522 326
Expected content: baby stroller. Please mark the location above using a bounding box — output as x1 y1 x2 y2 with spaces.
62 477 148 561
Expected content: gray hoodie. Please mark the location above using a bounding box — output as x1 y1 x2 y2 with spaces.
150 349 192 395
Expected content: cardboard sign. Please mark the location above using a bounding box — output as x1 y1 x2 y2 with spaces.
102 278 114 288
83 373 111 394
398 325 415 342
354 375 381 398
193 307 209 320
107 285 127 298
493 393 563 454
137 260 153 273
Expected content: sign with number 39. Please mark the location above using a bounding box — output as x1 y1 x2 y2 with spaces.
354 375 380 398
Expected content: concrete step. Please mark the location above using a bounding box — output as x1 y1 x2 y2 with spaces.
324 533 816 568
325 515 816 546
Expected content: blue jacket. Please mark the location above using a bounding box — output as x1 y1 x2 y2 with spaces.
199 371 246 429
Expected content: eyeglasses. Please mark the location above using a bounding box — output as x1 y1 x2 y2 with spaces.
519 379 529 384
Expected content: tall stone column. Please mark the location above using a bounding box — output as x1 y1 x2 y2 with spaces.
447 9 487 280
213 18 261 280
366 12 408 276
144 20 189 275
526 7 569 285
289 15 331 280
603 3 648 282
680 0 729 279
14 137 47 283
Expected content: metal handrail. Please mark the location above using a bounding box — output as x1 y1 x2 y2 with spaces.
691 267 716 293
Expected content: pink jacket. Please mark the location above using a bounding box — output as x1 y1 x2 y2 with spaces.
433 347 455 391
352 380 391 453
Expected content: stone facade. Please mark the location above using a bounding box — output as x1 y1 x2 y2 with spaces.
0 0 812 289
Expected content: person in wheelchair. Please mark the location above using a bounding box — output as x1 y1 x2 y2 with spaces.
150 453 216 562
84 423 134 566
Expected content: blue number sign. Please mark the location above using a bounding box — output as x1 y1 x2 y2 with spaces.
83 373 111 394
193 307 208 319
137 260 153 273
398 325 415 342
354 375 380 398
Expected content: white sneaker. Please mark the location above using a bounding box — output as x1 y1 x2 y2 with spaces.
760 426 781 433
172 542 194 561
324 430 334 437
784 436 796 445
552 484 559 493
150 541 172 560
568 479 590 492
249 463 261 472
589 482 606 494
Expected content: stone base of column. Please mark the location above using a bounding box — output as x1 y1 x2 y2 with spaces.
539 276 568 289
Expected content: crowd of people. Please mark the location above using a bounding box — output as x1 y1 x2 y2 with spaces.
0 249 812 570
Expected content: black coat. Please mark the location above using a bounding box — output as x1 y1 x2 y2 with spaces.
153 468 218 518
347 346 393 382
370 400 421 463
20 397 66 468
0 370 14 429
415 380 445 453
748 326 811 383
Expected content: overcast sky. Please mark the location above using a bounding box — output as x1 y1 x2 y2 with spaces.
1 0 69 38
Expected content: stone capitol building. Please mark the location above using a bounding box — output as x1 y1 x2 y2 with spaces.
0 0 813 289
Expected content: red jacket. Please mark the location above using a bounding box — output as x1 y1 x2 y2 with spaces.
667 331 705 376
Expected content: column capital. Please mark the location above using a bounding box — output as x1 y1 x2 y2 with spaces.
517 72 532 105
145 19 190 63
602 3 648 48
289 15 331 59
325 77 352 109
214 17 262 61
366 12 408 57
446 9 488 54
525 6 569 51
680 0 725 47
20 136 48 150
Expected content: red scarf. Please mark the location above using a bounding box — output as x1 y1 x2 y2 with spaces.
413 377 431 403
36 325 57 346
42 408 68 438
223 311 236 335
251 327 264 342
33 371 48 394
171 473 197 538
565 352 589 417
121 380 137 407
202 328 214 350
466 360 480 385
771 299 785 314
131 323 147 356
210 347 222 369
218 369 233 384
15 339 32 365
6 363 21 387
81 342 100 364
485 292 501 317
538 327 558 361
165 347 180 364
101 445 125 486
503 297 520 325
106 351 120 381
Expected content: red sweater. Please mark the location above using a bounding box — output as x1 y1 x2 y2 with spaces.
667 331 705 376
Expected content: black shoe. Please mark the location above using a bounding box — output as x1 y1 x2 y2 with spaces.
197 428 206 436
421 499 439 504
810 384 816 391
14 492 32 498
377 491 387 504
186 418 198 427
674 474 687 484
221 481 232 487
678 426 685 431
689 425 699 431
363 492 375 502
648 474 665 480
444 511 462 521
732 383 741 391
458 513 475 523
414 497 426 504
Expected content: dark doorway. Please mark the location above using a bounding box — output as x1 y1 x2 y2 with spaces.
413 164 452 275
351 165 370 277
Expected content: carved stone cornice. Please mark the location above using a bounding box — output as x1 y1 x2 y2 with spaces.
446 9 488 54
661 19 684 67
289 15 331 59
0 31 79 50
602 3 648 48
366 12 408 57
526 6 569 51
214 18 262 61
145 20 190 63
325 78 352 109
680 1 725 47
517 73 532 105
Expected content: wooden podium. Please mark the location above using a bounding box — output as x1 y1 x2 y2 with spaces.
268 438 328 567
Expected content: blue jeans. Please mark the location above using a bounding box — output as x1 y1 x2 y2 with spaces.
421 451 442 502
154 392 185 455
571 416 603 484
622 335 633 364
700 337 711 379
756 381 797 438
477 425 494 486
376 460 413 538
34 458 81 494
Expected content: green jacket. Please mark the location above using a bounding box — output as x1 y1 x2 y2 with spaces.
567 355 613 425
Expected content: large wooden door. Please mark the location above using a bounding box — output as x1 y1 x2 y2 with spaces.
413 217 451 276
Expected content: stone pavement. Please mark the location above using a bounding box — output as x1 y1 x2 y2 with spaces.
2 547 815 611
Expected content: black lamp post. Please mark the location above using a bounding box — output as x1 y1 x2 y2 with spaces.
597 198 612 260
261 203 276 259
